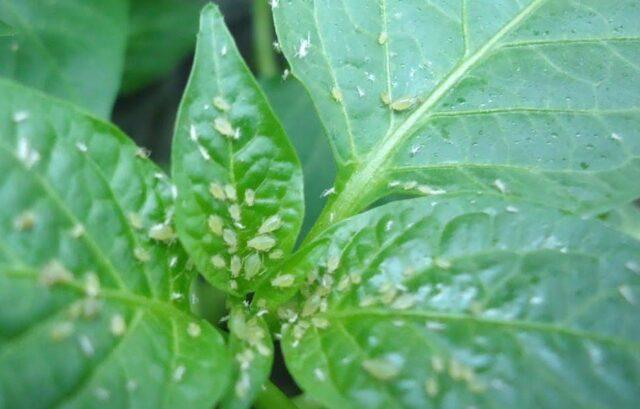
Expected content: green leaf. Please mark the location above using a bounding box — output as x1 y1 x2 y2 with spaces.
0 79 231 408
221 307 274 409
260 195 640 408
172 5 304 295
0 0 129 117
122 0 207 94
273 0 640 237
262 77 336 241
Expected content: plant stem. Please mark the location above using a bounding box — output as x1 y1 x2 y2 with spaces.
254 381 299 409
253 0 279 78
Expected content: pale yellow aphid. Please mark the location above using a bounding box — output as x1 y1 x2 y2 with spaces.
331 86 343 102
128 212 144 230
311 317 329 329
187 322 202 338
214 117 236 138
244 253 262 279
248 235 276 252
148 223 175 242
223 228 238 249
84 272 100 298
380 92 391 105
258 215 283 234
110 314 126 336
390 96 416 111
431 356 445 373
378 31 388 45
425 377 439 397
208 215 224 235
391 293 416 310
244 189 255 206
230 255 242 277
213 96 231 111
71 224 85 238
271 274 295 288
268 249 284 260
40 261 73 286
229 204 241 222
13 211 36 231
211 254 226 268
361 358 401 380
50 321 74 341
134 247 151 262
224 184 237 201
209 182 226 200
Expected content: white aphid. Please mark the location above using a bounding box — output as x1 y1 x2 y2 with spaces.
244 253 262 279
134 247 151 262
128 212 144 230
361 358 401 380
611 132 623 142
173 365 186 382
16 137 40 168
378 31 388 45
220 45 228 56
230 255 242 277
12 110 29 122
211 254 226 268
208 215 224 235
269 249 284 260
189 124 199 142
209 182 226 200
223 228 238 249
229 203 241 222
84 272 100 298
214 117 236 138
40 261 73 286
295 33 312 58
71 224 85 238
187 322 202 338
197 145 211 161
321 187 336 197
213 96 231 112
357 86 366 97
493 179 507 194
224 184 237 201
282 69 290 80
625 261 640 274
244 189 255 206
76 141 88 152
78 335 95 357
148 223 175 242
619 285 636 305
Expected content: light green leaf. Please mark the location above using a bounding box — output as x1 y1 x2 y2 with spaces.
0 0 128 117
122 0 207 94
0 79 231 408
172 5 304 295
221 307 274 409
262 77 336 241
273 0 640 237
260 195 640 408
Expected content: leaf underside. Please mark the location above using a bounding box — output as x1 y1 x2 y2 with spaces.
0 80 231 408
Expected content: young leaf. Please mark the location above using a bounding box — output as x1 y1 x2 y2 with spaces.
172 5 304 295
262 195 640 408
0 80 231 407
221 307 274 409
0 0 128 117
273 0 640 236
122 0 207 94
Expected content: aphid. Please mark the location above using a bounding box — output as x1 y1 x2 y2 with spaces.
170 292 184 301
611 132 623 142
126 380 138 392
244 253 262 279
228 204 241 222
378 31 388 45
13 211 36 231
248 235 276 252
148 223 175 242
269 249 284 260
135 147 151 159
357 86 366 97
295 33 311 58
84 272 100 298
402 180 418 190
359 295 376 307
619 285 636 305
229 279 238 290
282 69 291 80
434 257 451 269
189 124 198 142
50 321 74 341
314 368 326 381
258 215 283 234
425 378 439 397
224 184 237 201
76 141 88 152
272 41 282 52
326 255 340 273
16 137 40 168
197 145 211 161
230 255 242 277
220 45 228 56
134 247 151 262
235 372 251 398
337 275 351 291
222 228 238 249
269 0 279 8
380 92 391 105
187 322 202 338
211 254 226 268
331 86 343 102
409 144 421 157
209 182 226 200
214 117 236 138
625 261 640 274
128 212 144 230
431 356 445 373
173 365 186 382
78 335 95 357
390 96 416 111
110 314 126 336
493 179 507 194
71 224 85 238
207 215 224 236
271 274 295 288
12 110 29 123
321 187 336 197
311 317 329 329
391 293 416 310
361 358 401 380
244 189 255 206
94 388 110 401
213 96 231 112
506 205 519 213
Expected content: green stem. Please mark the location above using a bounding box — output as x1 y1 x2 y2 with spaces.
254 381 299 409
253 0 279 78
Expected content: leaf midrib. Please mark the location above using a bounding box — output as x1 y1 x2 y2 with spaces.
305 0 547 242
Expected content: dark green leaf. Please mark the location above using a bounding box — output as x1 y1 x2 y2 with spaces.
122 0 207 94
262 77 336 241
0 0 128 117
273 0 640 235
172 5 304 295
259 195 640 408
0 79 231 408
